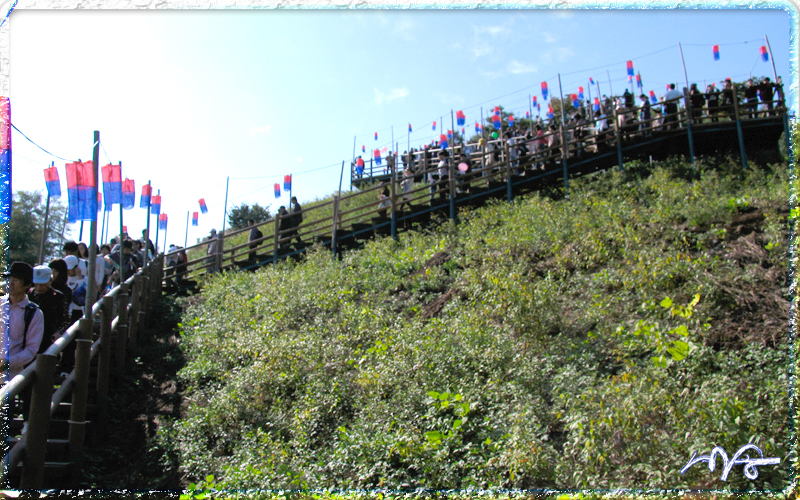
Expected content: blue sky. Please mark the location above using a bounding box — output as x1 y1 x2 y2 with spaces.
8 5 794 248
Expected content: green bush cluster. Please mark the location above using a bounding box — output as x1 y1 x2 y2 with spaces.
160 158 793 493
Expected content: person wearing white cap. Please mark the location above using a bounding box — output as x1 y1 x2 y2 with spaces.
28 265 68 354
64 255 87 324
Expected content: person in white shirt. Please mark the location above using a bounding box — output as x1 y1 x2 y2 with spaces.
1 262 44 385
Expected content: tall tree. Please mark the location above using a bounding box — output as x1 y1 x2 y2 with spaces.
8 190 68 267
227 202 272 230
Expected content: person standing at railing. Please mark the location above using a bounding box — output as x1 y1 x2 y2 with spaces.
664 84 683 130
28 265 68 355
0 262 44 387
289 196 304 246
689 84 705 123
639 95 652 136
743 79 759 119
206 229 219 272
758 77 775 117
398 168 414 211
706 85 720 123
721 79 735 121
48 259 72 314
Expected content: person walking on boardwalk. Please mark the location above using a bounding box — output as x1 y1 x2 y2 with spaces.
289 196 304 245
28 265 68 355
1 262 44 386
248 219 263 263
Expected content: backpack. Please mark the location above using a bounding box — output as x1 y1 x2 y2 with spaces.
22 302 40 349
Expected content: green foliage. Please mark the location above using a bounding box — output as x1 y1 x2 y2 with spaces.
228 202 273 230
160 158 792 492
8 190 68 266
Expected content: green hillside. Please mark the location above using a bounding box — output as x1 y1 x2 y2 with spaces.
159 156 793 493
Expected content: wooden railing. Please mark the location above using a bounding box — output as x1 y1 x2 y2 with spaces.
1 256 163 489
163 84 788 291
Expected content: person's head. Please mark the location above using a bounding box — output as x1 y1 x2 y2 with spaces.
101 244 111 255
291 196 297 203
690 83 698 90
640 94 647 101
134 239 144 251
248 219 256 226
669 83 676 90
122 239 133 254
279 205 287 214
63 240 79 257
210 229 217 237
64 255 80 277
764 77 771 83
32 265 53 294
77 242 89 258
49 258 68 287
5 261 33 298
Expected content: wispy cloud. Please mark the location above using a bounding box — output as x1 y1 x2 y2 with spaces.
474 24 510 37
508 60 537 74
393 18 415 41
374 87 410 105
249 125 271 137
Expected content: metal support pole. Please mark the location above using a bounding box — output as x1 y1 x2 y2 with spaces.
86 131 100 317
731 84 749 170
115 282 129 372
68 318 93 487
613 106 624 171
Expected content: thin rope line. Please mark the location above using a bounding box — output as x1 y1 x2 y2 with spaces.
11 123 72 162
0 0 18 29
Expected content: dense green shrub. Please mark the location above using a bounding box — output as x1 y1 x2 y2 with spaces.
161 159 793 493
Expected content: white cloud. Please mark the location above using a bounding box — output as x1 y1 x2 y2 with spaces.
508 60 537 74
542 32 558 44
374 87 410 105
249 125 271 137
473 42 493 58
475 24 509 37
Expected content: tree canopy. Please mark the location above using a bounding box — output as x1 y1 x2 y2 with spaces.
227 202 272 230
7 190 68 268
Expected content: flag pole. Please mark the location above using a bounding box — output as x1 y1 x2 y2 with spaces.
351 135 356 189
678 43 689 91
154 189 161 255
221 176 230 236
144 180 152 268
607 70 614 97
118 162 125 284
338 160 345 196
764 35 779 83
184 211 189 248
85 131 100 317
38 161 54 265
163 218 168 255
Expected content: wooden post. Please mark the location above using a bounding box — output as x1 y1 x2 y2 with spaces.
504 132 513 202
449 155 457 219
137 274 149 340
18 353 57 489
128 275 141 344
560 124 569 191
215 231 224 275
37 187 51 265
96 296 114 400
68 318 93 486
331 195 340 256
683 88 696 170
390 158 397 240
612 106 624 171
115 283 129 372
273 213 280 262
731 83 748 169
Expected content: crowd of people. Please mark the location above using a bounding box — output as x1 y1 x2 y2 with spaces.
355 77 783 193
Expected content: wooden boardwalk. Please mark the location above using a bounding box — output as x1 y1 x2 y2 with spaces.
164 98 789 296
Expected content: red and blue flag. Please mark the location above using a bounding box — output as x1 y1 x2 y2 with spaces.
547 106 554 119
589 77 595 85
122 179 135 210
626 60 634 77
192 211 199 226
199 198 208 214
97 192 102 213
408 123 412 133
432 121 436 131
44 166 61 198
140 184 151 208
374 132 378 141
284 174 292 191
274 183 281 198
362 145 365 153
572 94 579 109
456 110 465 126
101 163 122 206
66 160 97 222
525 111 530 119
760 46 769 62
532 95 537 106
475 121 480 133
636 74 642 88
373 148 382 165
439 134 448 149
158 213 167 230
541 81 549 101
649 90 657 104
578 86 584 100
492 114 501 130
508 115 515 127
593 97 600 112
712 44 720 61
151 194 161 216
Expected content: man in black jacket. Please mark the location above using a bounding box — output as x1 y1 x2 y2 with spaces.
28 265 68 354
